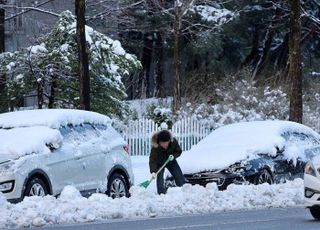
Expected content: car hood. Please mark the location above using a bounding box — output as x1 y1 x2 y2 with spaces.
0 153 19 164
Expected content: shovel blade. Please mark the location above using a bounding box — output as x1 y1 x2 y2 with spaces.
139 180 150 188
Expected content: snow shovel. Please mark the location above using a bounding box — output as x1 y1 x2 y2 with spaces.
139 154 174 188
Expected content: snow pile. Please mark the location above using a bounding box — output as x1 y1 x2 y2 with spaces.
0 127 62 157
0 179 304 229
179 120 320 173
192 5 236 25
0 109 111 129
0 193 6 207
59 186 82 200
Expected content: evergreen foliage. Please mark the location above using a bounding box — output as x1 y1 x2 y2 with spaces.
0 11 141 117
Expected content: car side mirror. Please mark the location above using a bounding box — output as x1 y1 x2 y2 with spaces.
46 142 61 151
276 146 285 155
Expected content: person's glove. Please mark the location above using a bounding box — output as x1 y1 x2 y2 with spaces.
151 172 157 179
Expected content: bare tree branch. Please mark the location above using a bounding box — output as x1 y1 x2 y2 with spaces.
1 4 59 20
86 0 145 21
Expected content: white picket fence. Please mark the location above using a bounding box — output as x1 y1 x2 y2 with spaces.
122 117 211 156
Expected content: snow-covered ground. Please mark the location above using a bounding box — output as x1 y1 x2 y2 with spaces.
0 156 305 229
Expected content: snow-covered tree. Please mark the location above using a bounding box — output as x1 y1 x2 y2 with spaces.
0 11 141 117
115 0 235 101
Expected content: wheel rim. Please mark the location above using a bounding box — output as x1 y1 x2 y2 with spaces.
29 183 46 197
258 170 272 184
110 178 126 198
165 179 176 189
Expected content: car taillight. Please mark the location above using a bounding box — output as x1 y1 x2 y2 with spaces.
123 144 129 154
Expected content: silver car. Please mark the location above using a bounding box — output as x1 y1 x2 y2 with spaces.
0 109 134 202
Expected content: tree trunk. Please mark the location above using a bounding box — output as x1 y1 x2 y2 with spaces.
243 26 259 67
138 33 153 99
76 0 90 110
288 0 302 123
0 2 4 54
0 1 5 112
173 4 182 113
37 79 43 109
154 31 165 98
48 78 56 108
252 26 275 82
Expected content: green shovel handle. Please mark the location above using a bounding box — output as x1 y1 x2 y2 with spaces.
165 155 174 164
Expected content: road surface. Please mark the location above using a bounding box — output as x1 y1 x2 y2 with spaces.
27 207 319 230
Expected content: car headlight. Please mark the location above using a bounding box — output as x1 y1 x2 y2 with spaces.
305 162 316 177
0 161 15 173
226 163 252 174
0 181 14 193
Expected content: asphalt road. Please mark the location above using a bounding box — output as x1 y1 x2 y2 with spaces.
27 207 319 230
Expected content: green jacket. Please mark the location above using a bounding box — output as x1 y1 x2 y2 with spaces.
149 135 182 173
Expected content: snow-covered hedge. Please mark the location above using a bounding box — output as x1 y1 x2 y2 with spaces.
126 77 288 129
125 75 319 133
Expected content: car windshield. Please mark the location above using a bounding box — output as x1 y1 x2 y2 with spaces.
305 146 320 160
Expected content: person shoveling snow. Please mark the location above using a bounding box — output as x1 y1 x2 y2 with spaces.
139 154 174 189
147 130 186 194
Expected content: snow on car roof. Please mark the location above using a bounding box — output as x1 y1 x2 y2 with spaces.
0 126 62 157
178 120 320 174
0 109 111 129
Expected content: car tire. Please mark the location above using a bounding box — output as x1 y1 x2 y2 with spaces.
310 207 320 220
24 177 49 197
107 173 129 198
254 169 273 185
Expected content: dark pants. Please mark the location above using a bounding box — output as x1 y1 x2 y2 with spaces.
156 159 186 195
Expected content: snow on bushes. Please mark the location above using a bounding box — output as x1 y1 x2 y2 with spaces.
125 72 319 133
126 75 290 130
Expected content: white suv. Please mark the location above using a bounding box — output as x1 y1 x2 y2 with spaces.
0 109 134 202
304 146 320 220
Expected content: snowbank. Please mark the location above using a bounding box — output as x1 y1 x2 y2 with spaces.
179 120 320 173
0 193 6 207
0 109 111 129
0 179 304 229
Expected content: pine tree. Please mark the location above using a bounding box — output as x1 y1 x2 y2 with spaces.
0 11 141 117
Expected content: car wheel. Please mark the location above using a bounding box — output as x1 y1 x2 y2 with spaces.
254 169 273 185
24 177 49 197
165 177 176 190
107 173 129 198
310 207 320 220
